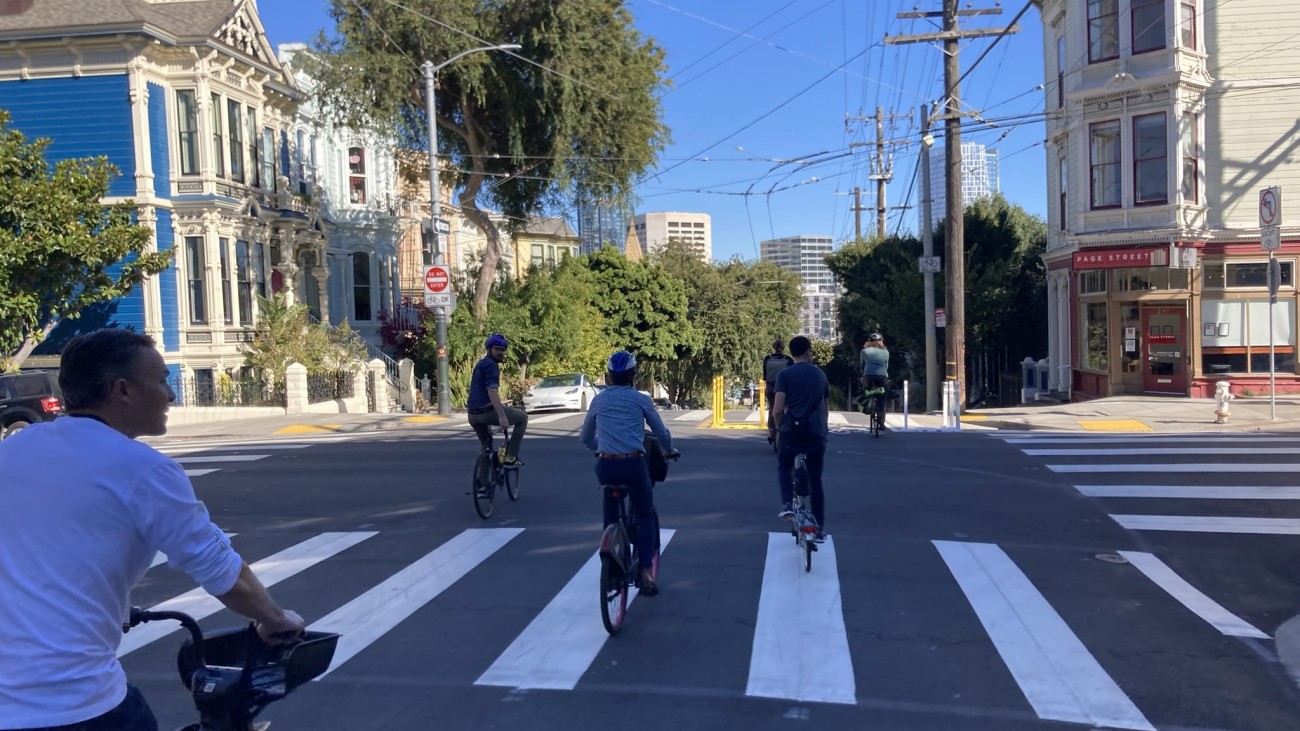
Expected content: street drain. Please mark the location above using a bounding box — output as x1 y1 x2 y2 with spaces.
1094 552 1128 564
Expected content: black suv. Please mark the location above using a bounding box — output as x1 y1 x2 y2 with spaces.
0 371 63 440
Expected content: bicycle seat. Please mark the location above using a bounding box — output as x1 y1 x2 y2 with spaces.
177 626 339 719
601 484 633 497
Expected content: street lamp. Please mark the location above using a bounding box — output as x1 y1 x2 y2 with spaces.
424 43 520 416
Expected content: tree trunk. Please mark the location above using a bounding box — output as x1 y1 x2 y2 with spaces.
4 323 56 371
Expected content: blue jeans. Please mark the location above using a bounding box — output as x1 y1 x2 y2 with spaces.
595 456 658 568
777 438 826 529
20 685 158 731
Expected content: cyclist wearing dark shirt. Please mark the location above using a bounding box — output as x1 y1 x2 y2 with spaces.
762 338 794 444
771 335 830 540
466 333 528 465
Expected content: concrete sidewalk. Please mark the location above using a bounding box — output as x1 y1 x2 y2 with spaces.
937 395 1300 433
155 411 447 440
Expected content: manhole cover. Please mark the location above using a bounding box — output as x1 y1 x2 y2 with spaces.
1094 552 1128 564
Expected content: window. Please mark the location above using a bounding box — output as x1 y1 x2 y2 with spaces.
1181 113 1199 204
185 236 206 324
1132 0 1166 53
246 108 259 188
175 90 199 176
1088 0 1119 62
1056 36 1067 108
1089 120 1121 208
348 147 367 204
295 129 308 194
1204 261 1295 289
227 100 243 183
1201 299 1297 374
531 244 544 268
235 241 252 326
219 237 233 325
252 242 266 298
1180 2 1197 49
210 93 224 177
352 252 372 321
1134 113 1168 205
261 127 275 191
1083 301 1109 371
1079 270 1107 294
1058 157 1068 230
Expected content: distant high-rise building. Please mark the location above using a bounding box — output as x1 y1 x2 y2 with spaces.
925 142 1000 231
576 197 633 255
760 235 839 341
633 211 712 260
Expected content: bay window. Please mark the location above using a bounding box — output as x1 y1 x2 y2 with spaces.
1132 0 1166 54
219 237 233 325
1089 120 1121 209
352 252 372 321
1181 113 1199 204
1180 2 1197 50
1133 113 1168 205
261 127 275 190
246 108 259 188
175 90 198 176
1088 0 1119 62
210 93 224 177
236 240 253 326
227 100 244 183
185 236 206 324
348 147 368 204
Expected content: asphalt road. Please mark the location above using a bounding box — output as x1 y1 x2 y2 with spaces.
118 416 1300 731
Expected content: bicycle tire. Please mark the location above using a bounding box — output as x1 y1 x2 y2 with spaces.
874 395 885 438
473 453 495 519
599 555 628 635
804 539 813 572
505 464 520 501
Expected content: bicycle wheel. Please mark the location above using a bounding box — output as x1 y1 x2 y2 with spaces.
599 555 628 635
505 464 520 501
874 396 885 438
804 538 813 572
473 453 495 519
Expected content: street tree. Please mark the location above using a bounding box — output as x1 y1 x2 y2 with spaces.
582 246 698 366
308 0 670 325
826 234 925 373
0 112 167 370
958 195 1048 364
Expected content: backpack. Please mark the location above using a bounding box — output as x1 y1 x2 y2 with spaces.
644 433 670 483
763 355 793 386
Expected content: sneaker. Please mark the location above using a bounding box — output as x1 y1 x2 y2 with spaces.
638 569 659 597
500 455 524 468
813 529 827 543
778 502 795 520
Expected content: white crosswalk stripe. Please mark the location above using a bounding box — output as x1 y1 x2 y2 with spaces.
674 409 711 421
1117 551 1268 638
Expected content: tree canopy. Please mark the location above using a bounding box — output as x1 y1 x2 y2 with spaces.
0 111 166 369
308 0 671 325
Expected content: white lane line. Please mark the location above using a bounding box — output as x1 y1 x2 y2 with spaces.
746 533 856 705
1077 485 1300 499
743 410 761 422
159 444 312 455
1117 551 1269 639
150 533 238 569
119 531 377 656
1004 436 1300 445
675 409 712 421
1048 463 1300 473
183 469 219 478
1028 447 1300 456
1111 515 1300 535
828 412 849 425
476 529 676 690
315 528 523 677
173 454 271 464
933 541 1153 731
529 413 575 424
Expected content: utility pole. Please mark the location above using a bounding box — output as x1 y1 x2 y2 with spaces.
852 187 864 241
919 104 939 413
886 0 1017 411
846 107 907 239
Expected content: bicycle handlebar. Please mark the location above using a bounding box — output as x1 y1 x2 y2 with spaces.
125 608 207 666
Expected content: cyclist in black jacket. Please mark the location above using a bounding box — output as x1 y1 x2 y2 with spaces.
762 338 794 445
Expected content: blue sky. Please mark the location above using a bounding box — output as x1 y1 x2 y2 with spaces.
258 1 1047 262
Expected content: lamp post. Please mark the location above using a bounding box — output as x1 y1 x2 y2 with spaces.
423 43 520 416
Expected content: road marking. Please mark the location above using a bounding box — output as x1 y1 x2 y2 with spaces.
183 469 219 478
403 415 445 424
933 541 1153 730
1048 463 1300 473
150 533 238 569
1001 436 1300 445
1111 515 1300 535
1028 447 1300 456
1077 484 1300 499
314 528 523 677
743 410 761 422
172 454 271 464
1077 419 1152 432
828 412 848 425
747 533 855 705
529 413 574 424
476 529 676 690
675 409 712 421
119 531 376 656
1118 551 1268 638
159 444 312 456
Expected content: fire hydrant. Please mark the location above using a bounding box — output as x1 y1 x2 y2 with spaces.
1214 381 1234 424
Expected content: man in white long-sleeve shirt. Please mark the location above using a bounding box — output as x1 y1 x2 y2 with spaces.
0 329 304 731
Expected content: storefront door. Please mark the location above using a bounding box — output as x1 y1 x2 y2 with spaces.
1141 306 1187 394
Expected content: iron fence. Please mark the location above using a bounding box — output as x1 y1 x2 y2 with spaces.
168 375 285 407
307 370 356 403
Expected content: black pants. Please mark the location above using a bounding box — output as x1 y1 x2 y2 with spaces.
777 439 826 529
20 686 158 731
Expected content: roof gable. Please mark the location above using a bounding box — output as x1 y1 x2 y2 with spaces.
213 0 275 66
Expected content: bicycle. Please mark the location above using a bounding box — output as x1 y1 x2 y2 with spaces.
122 607 338 731
787 452 821 572
470 425 520 519
598 451 679 635
858 382 887 438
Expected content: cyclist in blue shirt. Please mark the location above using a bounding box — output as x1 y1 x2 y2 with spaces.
466 333 528 466
579 350 677 596
772 336 830 541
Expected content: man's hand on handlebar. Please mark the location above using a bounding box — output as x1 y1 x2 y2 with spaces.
255 609 306 644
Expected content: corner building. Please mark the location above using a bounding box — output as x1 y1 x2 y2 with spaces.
1037 0 1300 398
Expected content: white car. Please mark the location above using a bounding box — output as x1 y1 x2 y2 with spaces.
523 374 599 413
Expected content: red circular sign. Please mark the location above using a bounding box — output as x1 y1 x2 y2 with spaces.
424 266 449 293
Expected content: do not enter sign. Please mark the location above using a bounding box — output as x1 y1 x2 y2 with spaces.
423 265 454 309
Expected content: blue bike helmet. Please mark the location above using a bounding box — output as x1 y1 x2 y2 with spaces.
485 333 508 349
607 350 637 373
